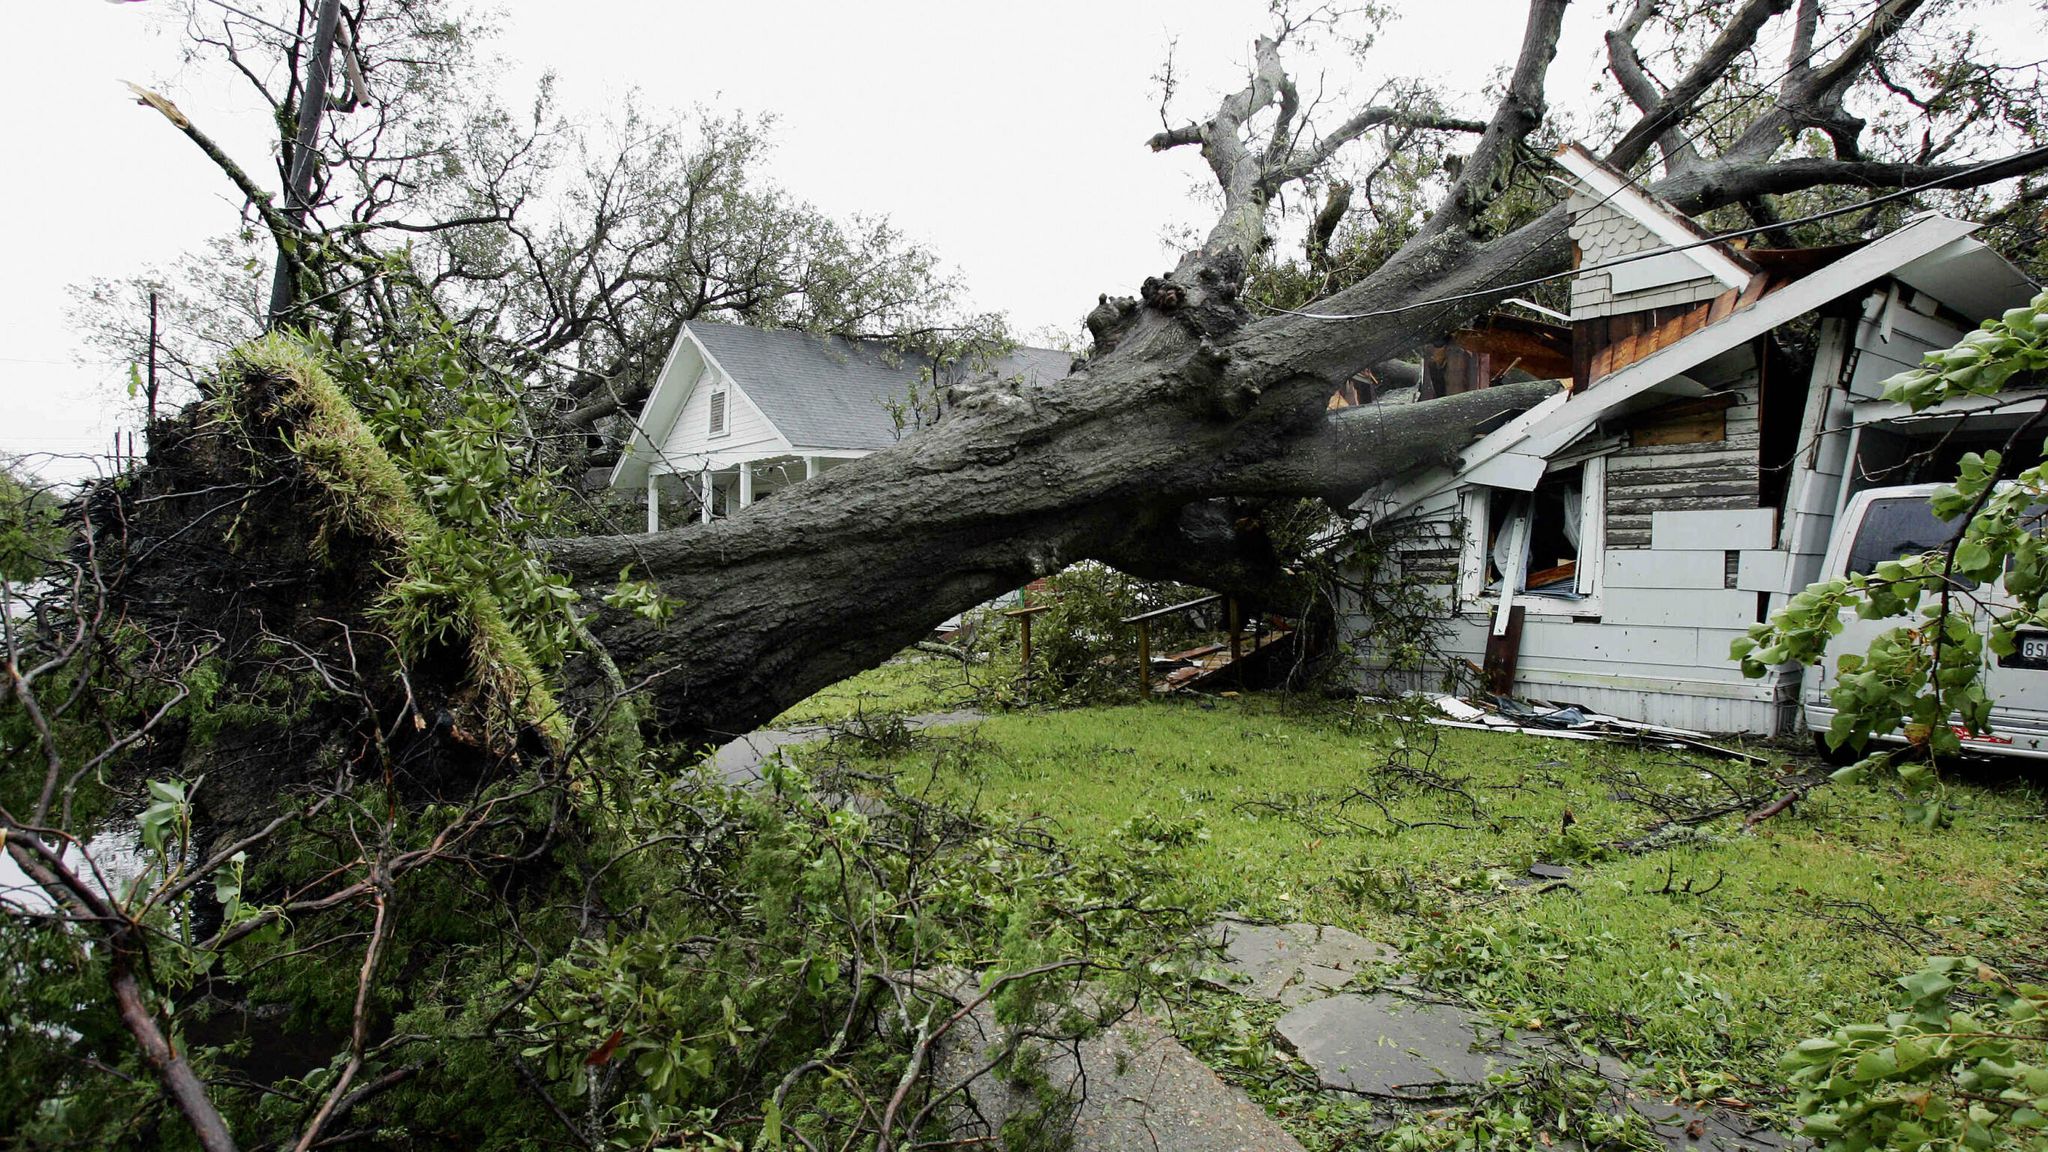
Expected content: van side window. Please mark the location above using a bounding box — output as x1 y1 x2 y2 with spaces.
2007 504 2048 576
1848 497 1973 589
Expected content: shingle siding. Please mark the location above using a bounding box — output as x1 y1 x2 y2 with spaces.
1567 198 1725 320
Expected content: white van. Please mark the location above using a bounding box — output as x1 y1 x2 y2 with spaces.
1803 482 2048 761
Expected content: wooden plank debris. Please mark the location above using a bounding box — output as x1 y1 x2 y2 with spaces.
1420 694 1766 762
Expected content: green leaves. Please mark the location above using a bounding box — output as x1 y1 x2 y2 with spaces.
0 465 64 584
211 850 253 926
1783 956 2048 1151
602 566 682 625
1883 291 2048 413
137 778 189 858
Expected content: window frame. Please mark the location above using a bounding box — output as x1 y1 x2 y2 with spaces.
1457 455 1607 618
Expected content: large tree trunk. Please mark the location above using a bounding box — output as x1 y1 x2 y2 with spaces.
123 0 2048 747
547 226 1569 739
545 0 2048 740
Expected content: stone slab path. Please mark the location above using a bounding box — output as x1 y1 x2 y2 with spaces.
1202 918 1402 1005
1202 918 1793 1150
932 990 1307 1152
1275 991 1522 1099
709 710 986 784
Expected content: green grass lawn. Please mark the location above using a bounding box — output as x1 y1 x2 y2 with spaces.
769 653 988 726
804 693 2048 1124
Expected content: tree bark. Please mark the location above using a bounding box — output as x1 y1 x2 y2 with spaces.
547 116 2048 740
545 225 1574 740
268 0 343 326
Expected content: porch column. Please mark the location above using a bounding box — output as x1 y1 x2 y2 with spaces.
645 472 660 534
738 460 755 509
804 455 820 480
699 469 713 523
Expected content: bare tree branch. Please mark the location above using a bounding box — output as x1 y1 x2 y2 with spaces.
1605 0 1791 173
1420 0 1570 240
1267 105 1489 186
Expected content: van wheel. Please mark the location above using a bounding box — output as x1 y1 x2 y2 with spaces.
1811 732 1860 767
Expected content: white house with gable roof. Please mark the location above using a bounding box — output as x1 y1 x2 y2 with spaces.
610 322 1073 531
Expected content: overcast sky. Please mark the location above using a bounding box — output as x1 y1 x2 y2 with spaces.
3 1 2037 482
0 1 1598 480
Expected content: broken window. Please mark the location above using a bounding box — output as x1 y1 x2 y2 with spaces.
1477 462 1601 602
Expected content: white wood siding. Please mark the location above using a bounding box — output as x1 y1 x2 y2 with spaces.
1355 368 1796 733
1771 318 1858 606
656 371 790 472
1348 588 1792 733
1847 293 1965 400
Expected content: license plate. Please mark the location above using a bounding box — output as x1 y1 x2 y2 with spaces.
2005 631 2048 669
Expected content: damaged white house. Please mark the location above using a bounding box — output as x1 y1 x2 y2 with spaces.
1356 143 2037 735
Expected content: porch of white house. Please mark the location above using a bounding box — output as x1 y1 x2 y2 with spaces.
642 452 859 531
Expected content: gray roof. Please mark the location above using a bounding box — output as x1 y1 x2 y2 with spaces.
686 321 1075 451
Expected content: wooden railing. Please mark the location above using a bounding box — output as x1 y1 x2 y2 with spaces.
1120 594 1232 696
1002 592 1263 697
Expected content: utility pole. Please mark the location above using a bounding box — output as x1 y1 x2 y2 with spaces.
267 0 344 328
145 290 160 431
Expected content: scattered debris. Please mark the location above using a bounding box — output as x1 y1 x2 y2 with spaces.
1612 1086 1790 1151
1151 629 1294 694
1421 694 1767 763
1430 695 1490 723
1604 763 1827 853
1527 862 1572 881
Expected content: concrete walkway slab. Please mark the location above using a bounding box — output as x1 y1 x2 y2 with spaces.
710 710 986 784
932 987 1306 1151
1275 992 1522 1099
1202 919 1400 1005
1272 988 1791 1148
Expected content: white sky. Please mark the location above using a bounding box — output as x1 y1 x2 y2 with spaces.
0 0 1586 481
2 1 2038 482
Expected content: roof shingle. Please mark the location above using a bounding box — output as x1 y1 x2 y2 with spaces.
686 322 1074 451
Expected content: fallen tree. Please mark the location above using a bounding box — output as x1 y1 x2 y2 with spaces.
543 0 2048 738
15 3 2048 1146
98 0 2048 743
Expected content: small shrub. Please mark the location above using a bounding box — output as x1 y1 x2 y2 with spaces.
972 564 1211 706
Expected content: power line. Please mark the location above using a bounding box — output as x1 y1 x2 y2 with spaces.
1266 3 1922 324
1262 142 2048 323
